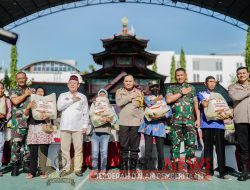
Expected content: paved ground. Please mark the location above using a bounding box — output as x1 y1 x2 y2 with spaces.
1 167 250 190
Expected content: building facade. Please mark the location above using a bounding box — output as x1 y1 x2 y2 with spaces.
0 60 82 83
151 51 245 88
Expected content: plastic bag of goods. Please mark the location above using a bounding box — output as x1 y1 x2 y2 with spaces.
144 97 170 121
204 93 231 121
90 96 115 127
30 93 57 120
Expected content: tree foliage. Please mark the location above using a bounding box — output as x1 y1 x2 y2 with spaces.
245 27 250 71
180 48 186 69
10 45 18 88
2 69 10 89
170 55 176 83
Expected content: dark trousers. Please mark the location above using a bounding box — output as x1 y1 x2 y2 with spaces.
119 125 140 161
202 128 225 174
235 123 250 166
144 134 165 170
29 144 49 176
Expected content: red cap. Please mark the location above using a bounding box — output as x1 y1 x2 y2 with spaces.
69 75 79 82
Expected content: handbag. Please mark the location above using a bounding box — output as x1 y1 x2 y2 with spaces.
42 121 54 134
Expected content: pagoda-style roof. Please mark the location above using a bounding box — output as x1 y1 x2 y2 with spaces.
101 35 149 49
92 34 158 66
92 50 157 66
92 18 158 67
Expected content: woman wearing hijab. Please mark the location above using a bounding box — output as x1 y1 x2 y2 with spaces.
89 89 117 177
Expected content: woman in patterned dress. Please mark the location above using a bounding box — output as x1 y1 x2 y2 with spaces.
25 87 53 179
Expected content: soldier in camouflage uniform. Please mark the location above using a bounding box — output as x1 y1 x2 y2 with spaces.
166 68 200 166
9 72 35 176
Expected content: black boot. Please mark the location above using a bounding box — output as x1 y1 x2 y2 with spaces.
129 158 138 176
23 161 30 173
142 161 149 177
120 159 128 177
129 158 137 170
11 163 20 176
158 159 165 171
238 164 249 181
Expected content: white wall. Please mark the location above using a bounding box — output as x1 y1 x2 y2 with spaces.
150 51 245 89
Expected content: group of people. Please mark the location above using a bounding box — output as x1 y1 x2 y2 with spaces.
0 67 249 182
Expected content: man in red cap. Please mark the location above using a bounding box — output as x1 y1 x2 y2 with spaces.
57 75 89 177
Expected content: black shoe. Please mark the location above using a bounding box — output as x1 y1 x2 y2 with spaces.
129 158 137 171
129 158 138 176
238 164 249 181
23 162 30 173
208 170 214 176
11 165 19 176
120 159 129 177
219 172 225 179
75 171 83 177
238 172 248 181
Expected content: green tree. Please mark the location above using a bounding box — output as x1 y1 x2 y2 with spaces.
229 73 237 85
81 70 89 75
245 27 250 71
170 55 176 83
10 45 18 88
152 62 158 72
2 69 10 89
180 48 186 69
88 64 96 72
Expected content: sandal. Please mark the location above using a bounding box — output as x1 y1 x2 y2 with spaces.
25 173 34 179
90 171 98 178
40 174 48 179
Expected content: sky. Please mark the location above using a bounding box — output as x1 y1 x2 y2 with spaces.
0 3 247 72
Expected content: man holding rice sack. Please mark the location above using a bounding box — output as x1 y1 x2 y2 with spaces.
198 76 232 179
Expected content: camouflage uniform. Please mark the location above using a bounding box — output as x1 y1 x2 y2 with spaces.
9 87 30 164
167 83 197 162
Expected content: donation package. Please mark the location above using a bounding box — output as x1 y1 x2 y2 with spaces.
144 95 170 121
30 93 57 120
90 96 115 127
204 92 231 121
0 96 6 115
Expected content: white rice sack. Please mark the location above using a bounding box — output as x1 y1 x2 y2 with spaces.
144 99 170 121
90 96 115 127
204 93 231 121
31 93 57 120
0 97 6 115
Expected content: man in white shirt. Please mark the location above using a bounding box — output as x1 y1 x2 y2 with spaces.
57 75 89 177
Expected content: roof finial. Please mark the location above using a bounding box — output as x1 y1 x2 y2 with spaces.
121 17 128 35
